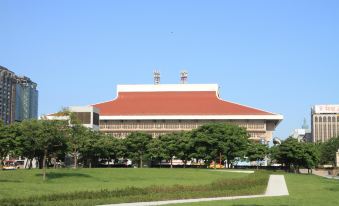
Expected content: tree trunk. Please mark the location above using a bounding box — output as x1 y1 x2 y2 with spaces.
73 150 77 169
170 158 173 168
42 149 47 181
214 159 216 169
184 159 187 168
24 159 28 169
140 155 143 168
29 159 33 169
38 157 43 169
219 153 222 168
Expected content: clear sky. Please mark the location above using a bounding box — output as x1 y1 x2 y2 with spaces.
1 0 338 139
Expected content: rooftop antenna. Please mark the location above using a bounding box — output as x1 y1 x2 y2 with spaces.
180 70 188 84
153 70 160 85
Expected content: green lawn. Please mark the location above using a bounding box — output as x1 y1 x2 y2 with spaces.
0 168 250 199
0 168 262 206
173 172 339 206
2 168 337 206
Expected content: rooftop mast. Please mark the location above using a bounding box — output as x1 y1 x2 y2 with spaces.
153 70 160 85
180 70 188 84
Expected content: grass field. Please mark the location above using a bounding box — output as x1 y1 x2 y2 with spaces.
0 168 266 206
174 172 339 206
2 168 337 206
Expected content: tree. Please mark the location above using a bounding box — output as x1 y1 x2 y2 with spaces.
147 137 166 167
190 123 250 168
273 137 302 172
79 130 101 168
95 134 125 165
246 142 269 169
272 137 319 173
190 124 221 167
68 124 88 169
16 120 43 169
37 120 68 180
301 143 319 174
220 124 250 168
57 108 88 169
124 132 152 168
159 133 180 168
176 131 193 168
0 122 18 166
319 136 339 166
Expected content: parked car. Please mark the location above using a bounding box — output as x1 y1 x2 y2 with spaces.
2 160 19 170
208 162 224 169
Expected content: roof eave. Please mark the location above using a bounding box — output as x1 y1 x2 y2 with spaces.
100 114 284 120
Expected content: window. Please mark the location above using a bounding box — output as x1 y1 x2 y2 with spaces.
93 113 99 125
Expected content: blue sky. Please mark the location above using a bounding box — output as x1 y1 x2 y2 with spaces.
1 0 338 139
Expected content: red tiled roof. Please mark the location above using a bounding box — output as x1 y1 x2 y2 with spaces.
93 91 273 116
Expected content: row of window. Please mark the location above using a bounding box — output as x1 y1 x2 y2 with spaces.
100 120 266 131
313 123 339 141
314 116 339 122
105 131 267 139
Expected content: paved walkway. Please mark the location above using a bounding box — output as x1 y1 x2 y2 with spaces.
300 169 339 180
212 169 254 174
99 175 289 206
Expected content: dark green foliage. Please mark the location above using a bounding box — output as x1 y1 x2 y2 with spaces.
124 132 152 167
246 142 269 162
319 136 339 165
147 137 166 166
190 123 250 167
158 133 180 168
176 131 193 167
0 122 19 166
271 137 319 172
15 120 43 168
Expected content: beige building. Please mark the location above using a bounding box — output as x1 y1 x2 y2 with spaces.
93 84 283 142
312 105 339 142
45 106 100 130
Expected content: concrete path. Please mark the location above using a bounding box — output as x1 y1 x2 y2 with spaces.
212 169 254 174
99 175 289 206
300 169 339 180
265 175 289 196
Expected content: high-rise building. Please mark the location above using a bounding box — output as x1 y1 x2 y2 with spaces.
0 66 17 124
312 105 339 142
0 66 38 124
15 76 39 121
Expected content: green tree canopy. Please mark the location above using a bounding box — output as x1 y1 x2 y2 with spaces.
124 132 152 168
147 137 166 167
272 137 320 173
176 131 193 168
37 120 68 180
16 120 43 169
319 136 339 166
246 142 269 162
190 123 250 168
0 122 19 166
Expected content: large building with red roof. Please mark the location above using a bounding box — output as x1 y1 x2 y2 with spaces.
93 84 283 142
